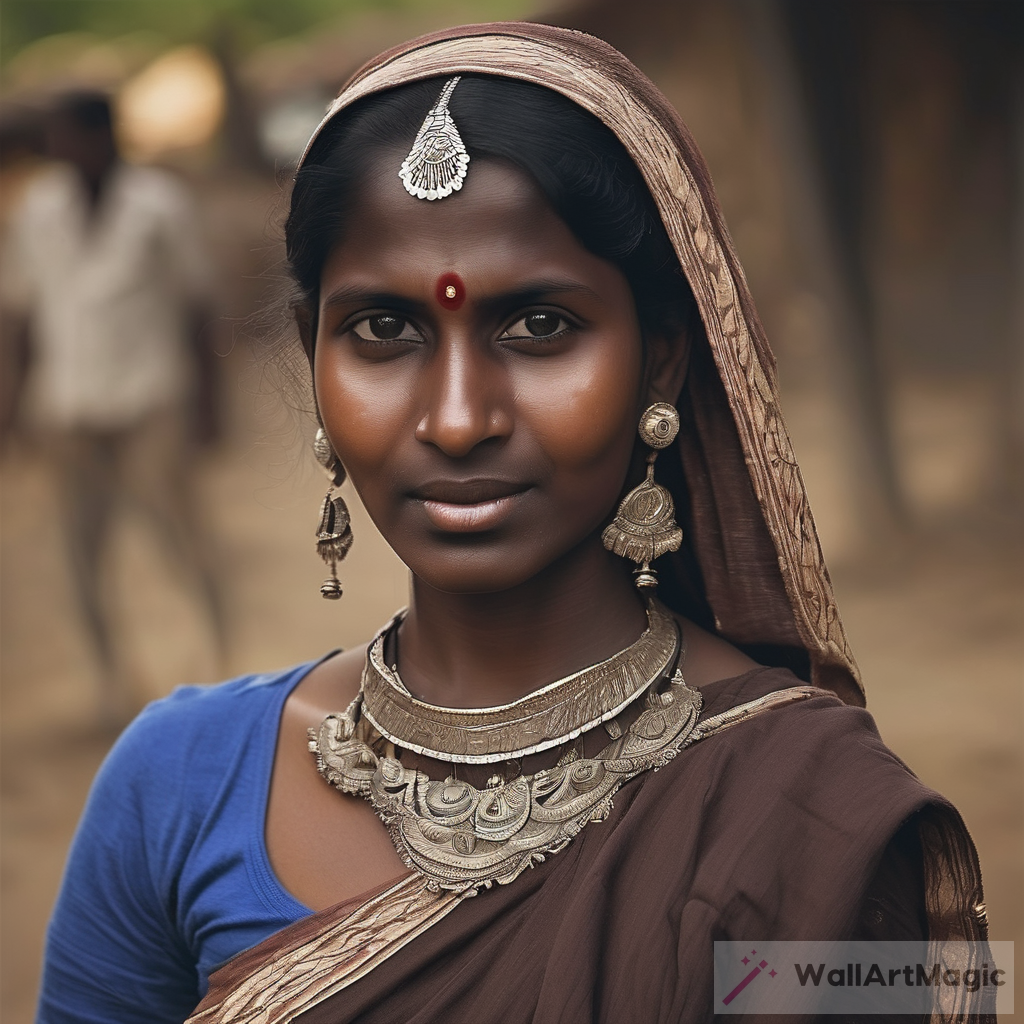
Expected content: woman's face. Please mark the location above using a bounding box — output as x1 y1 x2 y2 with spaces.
313 156 646 594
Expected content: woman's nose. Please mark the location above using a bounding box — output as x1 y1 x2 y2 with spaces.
414 337 512 457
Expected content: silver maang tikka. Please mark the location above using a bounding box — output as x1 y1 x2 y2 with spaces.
399 76 470 201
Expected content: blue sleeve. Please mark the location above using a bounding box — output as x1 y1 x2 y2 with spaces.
37 704 202 1024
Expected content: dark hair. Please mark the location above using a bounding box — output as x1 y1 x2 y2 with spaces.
285 75 694 343
52 90 113 133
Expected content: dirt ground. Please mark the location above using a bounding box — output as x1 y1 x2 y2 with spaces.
1 373 1021 1021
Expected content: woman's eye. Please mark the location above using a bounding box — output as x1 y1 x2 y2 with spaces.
351 315 421 342
501 312 571 341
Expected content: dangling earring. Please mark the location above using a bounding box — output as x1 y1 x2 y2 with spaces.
313 427 353 599
602 402 683 590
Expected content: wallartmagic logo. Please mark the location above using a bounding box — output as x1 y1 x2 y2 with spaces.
721 950 776 1007
791 959 1005 992
713 940 1013 1015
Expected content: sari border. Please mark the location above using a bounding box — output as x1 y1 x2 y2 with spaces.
186 873 468 1024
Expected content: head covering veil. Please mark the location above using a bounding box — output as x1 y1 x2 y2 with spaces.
300 22 863 706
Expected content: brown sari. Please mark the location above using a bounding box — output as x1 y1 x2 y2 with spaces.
189 22 987 1024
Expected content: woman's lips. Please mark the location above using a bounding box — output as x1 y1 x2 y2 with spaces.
411 480 530 533
421 495 522 532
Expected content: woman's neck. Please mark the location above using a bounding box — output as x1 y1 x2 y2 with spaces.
396 535 648 708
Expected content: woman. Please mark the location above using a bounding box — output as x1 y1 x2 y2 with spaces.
38 23 988 1024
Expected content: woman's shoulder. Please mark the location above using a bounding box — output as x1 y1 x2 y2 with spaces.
691 662 929 810
639 663 952 898
100 659 327 801
132 659 320 730
698 662 882 746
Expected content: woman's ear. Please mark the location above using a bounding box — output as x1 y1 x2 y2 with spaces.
644 326 692 407
293 302 316 367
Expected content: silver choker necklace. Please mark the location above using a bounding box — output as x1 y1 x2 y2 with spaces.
359 600 680 764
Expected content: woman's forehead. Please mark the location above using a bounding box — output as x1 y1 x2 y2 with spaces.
346 154 545 237
323 157 613 293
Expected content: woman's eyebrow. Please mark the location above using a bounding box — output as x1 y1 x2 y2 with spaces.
320 287 422 313
478 279 597 310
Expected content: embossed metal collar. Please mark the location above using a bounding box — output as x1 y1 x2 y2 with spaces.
311 668 703 891
360 600 679 764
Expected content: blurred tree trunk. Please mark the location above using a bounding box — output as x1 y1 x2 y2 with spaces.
1004 65 1024 508
210 21 269 175
736 0 907 533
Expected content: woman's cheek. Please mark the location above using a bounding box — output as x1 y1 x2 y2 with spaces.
515 342 640 471
315 349 412 470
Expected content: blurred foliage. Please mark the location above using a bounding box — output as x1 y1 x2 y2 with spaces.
0 0 530 64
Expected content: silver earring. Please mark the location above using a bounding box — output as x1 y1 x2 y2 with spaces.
313 428 352 599
601 403 683 590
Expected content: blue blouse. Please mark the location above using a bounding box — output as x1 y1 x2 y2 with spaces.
37 662 322 1023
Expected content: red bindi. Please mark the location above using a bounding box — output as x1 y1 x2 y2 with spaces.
436 272 466 311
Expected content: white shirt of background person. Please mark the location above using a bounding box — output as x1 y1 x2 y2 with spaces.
2 161 215 431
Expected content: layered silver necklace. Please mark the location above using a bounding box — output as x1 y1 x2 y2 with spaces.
309 601 704 891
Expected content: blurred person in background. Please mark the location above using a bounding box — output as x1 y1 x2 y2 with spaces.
0 103 46 437
36 26 989 1024
1 90 226 727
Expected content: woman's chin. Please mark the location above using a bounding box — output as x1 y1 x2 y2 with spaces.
409 565 544 597
400 545 555 597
